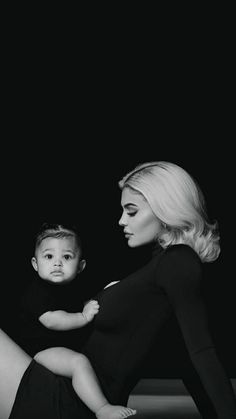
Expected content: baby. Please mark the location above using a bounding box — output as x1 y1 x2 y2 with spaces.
20 222 136 419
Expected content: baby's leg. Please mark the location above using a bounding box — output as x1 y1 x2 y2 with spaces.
34 347 136 418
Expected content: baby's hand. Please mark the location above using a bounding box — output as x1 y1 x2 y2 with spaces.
83 300 100 322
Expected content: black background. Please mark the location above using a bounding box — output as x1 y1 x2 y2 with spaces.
1 16 235 378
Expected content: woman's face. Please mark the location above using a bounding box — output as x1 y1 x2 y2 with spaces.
119 187 163 247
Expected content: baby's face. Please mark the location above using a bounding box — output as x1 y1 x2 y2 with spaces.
32 236 81 284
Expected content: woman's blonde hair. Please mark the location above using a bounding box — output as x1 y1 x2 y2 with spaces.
119 161 220 263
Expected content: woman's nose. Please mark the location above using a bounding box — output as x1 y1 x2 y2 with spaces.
118 213 126 226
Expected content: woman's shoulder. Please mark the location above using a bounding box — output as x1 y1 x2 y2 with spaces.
164 244 200 258
154 245 203 292
159 244 202 276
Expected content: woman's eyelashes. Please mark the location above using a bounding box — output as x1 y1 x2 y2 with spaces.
127 211 137 217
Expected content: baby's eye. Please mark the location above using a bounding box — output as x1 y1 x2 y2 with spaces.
64 254 73 260
45 254 53 259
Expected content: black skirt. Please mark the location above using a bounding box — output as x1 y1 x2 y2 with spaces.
9 360 94 419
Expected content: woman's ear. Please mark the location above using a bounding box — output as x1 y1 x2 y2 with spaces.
78 259 86 273
31 257 38 272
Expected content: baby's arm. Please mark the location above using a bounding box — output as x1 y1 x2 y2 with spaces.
39 300 99 330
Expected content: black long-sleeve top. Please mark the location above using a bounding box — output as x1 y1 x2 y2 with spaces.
83 244 236 418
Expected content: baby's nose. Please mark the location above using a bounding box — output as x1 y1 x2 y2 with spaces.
54 259 62 266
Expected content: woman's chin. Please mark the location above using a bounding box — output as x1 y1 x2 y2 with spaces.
127 238 139 248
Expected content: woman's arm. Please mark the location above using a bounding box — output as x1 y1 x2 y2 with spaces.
159 245 236 418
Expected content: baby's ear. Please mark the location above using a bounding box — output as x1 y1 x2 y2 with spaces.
31 257 38 272
78 259 86 273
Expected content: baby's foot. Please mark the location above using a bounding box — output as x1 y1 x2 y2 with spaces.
96 403 136 419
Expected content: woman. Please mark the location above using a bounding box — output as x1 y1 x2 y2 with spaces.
1 161 236 418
